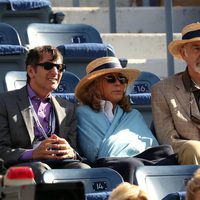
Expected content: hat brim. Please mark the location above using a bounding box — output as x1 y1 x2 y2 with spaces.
168 37 200 59
75 68 140 100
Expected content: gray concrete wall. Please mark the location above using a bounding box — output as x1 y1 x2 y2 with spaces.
52 7 200 33
51 5 198 78
101 33 185 79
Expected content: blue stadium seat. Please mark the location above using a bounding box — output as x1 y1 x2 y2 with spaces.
27 23 103 48
135 165 199 200
130 71 160 94
57 43 115 78
128 71 160 127
0 22 21 45
0 0 52 45
86 191 111 200
41 167 123 199
162 191 186 200
0 23 27 93
4 70 26 91
4 71 79 103
52 71 80 103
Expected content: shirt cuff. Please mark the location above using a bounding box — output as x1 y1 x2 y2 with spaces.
20 150 33 161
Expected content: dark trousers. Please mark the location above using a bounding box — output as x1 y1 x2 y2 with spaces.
93 144 178 184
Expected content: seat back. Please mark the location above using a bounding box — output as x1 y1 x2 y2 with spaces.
27 23 103 48
162 191 186 200
41 167 123 194
57 43 115 78
135 165 199 200
0 23 27 93
128 71 160 127
130 71 160 94
52 71 80 102
0 1 52 45
0 22 21 45
4 71 26 91
4 71 79 103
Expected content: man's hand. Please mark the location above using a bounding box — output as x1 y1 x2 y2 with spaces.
32 134 75 160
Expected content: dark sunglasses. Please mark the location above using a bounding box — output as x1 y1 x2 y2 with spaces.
104 74 128 84
37 62 66 72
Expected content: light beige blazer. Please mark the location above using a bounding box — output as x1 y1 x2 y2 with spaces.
151 72 200 153
0 86 77 166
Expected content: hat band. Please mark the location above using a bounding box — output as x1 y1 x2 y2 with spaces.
89 62 121 74
182 29 200 40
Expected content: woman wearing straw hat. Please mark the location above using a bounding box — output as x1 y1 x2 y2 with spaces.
75 56 175 183
152 22 200 165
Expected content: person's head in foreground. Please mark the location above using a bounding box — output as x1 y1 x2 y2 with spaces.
75 56 140 112
186 168 200 200
108 182 149 200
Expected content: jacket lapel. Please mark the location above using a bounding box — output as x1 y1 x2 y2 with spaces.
18 87 35 143
175 77 200 123
51 96 67 136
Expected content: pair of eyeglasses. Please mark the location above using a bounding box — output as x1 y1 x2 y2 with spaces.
104 74 128 84
37 62 66 72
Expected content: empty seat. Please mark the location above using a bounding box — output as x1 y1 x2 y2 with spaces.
128 71 160 127
57 43 115 78
135 165 200 200
41 167 123 194
52 71 80 102
0 23 27 93
27 23 103 48
4 70 79 103
130 71 161 94
4 70 79 91
0 1 53 45
4 71 26 91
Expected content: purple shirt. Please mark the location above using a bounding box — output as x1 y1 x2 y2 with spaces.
20 85 52 161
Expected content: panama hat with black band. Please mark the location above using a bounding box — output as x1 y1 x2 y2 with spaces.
75 56 140 101
168 22 200 59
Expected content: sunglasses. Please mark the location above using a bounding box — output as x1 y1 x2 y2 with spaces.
104 74 128 84
37 62 66 72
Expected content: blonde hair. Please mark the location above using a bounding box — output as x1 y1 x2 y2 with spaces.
186 168 200 200
108 182 149 200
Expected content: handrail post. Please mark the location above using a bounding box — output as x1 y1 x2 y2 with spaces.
73 0 80 7
165 0 175 76
109 0 117 33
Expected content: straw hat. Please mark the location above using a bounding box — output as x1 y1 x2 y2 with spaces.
168 22 200 59
75 56 140 100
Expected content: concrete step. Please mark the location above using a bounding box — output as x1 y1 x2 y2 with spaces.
101 33 184 78
50 0 134 7
50 5 195 78
126 58 185 79
52 7 200 33
101 33 180 59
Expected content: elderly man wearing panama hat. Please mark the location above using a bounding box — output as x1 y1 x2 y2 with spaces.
152 22 200 165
